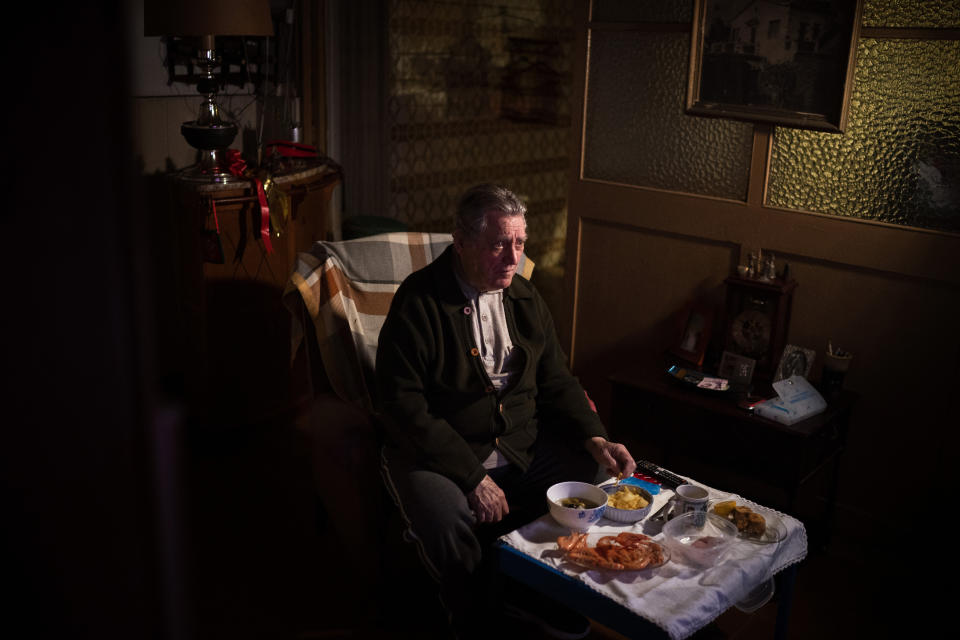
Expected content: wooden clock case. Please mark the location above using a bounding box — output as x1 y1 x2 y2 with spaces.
721 276 798 384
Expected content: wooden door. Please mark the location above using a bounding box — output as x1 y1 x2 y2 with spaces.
563 2 960 534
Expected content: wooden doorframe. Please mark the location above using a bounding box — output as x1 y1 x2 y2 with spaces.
561 3 960 369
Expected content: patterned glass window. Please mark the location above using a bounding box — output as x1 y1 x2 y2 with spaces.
767 38 960 233
862 0 960 28
583 30 754 201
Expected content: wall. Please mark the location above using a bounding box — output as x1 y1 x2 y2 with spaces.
385 0 576 273
564 2 960 550
128 0 290 174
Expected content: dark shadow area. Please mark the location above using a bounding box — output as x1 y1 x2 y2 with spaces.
202 280 294 425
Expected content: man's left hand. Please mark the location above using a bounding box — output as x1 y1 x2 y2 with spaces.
586 437 636 479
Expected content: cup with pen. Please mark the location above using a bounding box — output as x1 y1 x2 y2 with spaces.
822 340 852 397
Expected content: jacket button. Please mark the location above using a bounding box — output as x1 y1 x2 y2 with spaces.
470 347 479 356
495 437 500 446
485 385 494 393
499 403 504 413
463 306 472 315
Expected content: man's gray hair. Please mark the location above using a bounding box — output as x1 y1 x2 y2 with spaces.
454 184 527 237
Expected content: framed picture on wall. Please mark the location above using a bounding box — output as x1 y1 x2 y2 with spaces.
686 0 863 133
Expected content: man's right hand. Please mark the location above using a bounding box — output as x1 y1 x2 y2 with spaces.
467 474 509 524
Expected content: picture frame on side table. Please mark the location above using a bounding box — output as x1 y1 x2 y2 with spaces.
718 350 757 385
774 344 816 382
686 0 863 133
671 303 714 367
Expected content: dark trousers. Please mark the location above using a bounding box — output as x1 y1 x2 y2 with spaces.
381 430 601 635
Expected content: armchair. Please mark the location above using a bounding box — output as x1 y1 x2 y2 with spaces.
282 232 535 598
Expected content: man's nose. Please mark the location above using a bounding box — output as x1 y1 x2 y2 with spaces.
504 245 520 265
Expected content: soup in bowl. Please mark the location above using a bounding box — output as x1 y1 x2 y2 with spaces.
546 481 607 530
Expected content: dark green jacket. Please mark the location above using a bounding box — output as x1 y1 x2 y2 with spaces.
376 246 607 493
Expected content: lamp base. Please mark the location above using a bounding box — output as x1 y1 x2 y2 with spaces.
177 121 244 184
182 121 238 150
176 148 246 185
176 166 246 185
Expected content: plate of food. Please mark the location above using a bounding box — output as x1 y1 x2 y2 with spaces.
556 531 670 571
710 500 786 544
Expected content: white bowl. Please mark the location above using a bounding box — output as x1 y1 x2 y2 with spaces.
661 511 738 567
601 484 654 523
546 481 607 531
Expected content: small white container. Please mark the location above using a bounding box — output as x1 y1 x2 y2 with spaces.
601 484 654 523
674 483 710 525
546 481 607 531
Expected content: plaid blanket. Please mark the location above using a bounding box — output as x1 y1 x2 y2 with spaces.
283 231 535 411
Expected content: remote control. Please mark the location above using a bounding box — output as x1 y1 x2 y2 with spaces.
634 460 685 490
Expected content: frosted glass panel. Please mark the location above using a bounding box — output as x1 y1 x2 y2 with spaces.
592 0 693 23
767 39 960 233
863 0 960 28
583 30 753 200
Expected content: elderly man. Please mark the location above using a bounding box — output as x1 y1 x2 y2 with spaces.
377 184 635 639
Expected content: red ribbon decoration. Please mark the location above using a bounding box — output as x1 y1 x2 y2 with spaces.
265 140 318 158
224 149 273 254
226 149 246 177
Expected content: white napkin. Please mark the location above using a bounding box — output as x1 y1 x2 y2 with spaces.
500 480 807 640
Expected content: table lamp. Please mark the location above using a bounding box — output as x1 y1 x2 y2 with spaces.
144 0 274 183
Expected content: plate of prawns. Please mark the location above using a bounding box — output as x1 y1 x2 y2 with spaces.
557 531 670 571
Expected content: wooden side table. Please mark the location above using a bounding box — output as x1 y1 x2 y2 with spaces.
609 354 856 548
171 163 342 426
177 163 341 287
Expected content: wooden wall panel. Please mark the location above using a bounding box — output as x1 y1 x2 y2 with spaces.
567 195 960 533
572 219 737 409
779 254 959 498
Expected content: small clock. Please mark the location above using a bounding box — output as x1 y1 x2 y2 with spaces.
730 307 772 358
722 276 797 382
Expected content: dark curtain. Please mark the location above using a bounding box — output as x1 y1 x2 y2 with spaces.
332 0 390 222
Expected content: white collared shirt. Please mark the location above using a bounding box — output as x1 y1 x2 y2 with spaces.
455 272 522 469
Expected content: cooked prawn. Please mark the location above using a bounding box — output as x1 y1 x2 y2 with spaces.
557 532 588 552
556 531 666 570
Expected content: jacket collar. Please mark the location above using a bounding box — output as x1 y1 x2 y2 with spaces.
433 246 533 315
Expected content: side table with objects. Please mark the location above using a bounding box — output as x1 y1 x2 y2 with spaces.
607 353 856 549
169 157 342 425
497 464 806 639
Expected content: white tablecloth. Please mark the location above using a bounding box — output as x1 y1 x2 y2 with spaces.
499 479 808 640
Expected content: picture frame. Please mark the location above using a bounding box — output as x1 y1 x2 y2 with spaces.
774 344 816 382
718 350 756 385
671 303 714 367
686 0 863 133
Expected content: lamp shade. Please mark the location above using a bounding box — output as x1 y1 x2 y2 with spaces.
144 0 274 37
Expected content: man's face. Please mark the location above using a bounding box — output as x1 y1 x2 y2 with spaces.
455 210 527 292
